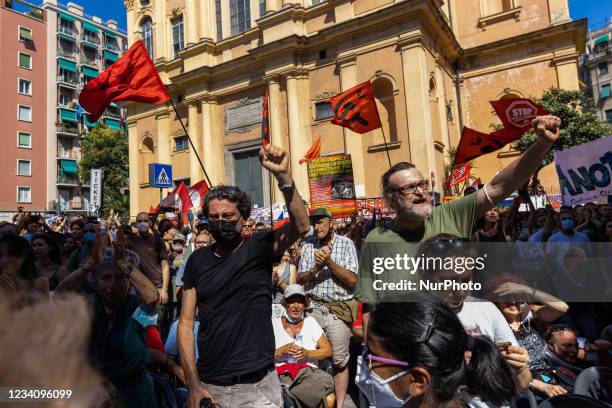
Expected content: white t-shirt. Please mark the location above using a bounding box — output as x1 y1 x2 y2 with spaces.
455 297 518 346
272 316 324 368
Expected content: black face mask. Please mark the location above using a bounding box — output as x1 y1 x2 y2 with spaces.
209 220 240 243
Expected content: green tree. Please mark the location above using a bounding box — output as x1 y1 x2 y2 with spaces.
511 87 611 192
79 125 129 217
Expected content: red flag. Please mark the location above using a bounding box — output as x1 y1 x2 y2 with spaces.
149 204 159 215
261 88 270 147
454 127 506 165
175 181 194 213
79 40 170 122
330 81 382 134
299 137 321 164
188 179 209 209
491 98 547 134
446 163 471 188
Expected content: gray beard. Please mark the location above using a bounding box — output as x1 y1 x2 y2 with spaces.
396 202 433 221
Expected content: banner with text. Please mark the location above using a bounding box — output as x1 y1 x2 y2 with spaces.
357 198 396 218
554 137 612 206
308 155 357 218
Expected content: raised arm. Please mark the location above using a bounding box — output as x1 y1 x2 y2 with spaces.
118 259 158 310
259 144 310 257
475 116 561 220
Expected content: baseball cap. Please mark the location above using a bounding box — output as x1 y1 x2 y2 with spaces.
310 208 333 219
283 284 306 299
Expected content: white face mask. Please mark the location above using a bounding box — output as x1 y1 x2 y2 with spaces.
355 355 411 407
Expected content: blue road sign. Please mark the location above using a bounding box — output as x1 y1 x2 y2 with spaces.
149 163 173 188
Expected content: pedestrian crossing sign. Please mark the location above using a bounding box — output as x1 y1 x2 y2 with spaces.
149 163 173 188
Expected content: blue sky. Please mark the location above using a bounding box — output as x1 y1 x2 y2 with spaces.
46 0 612 33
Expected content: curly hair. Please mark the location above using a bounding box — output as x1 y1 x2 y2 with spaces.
202 186 252 219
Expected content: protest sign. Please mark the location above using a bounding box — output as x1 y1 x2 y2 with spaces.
307 155 357 218
356 198 396 218
554 137 612 206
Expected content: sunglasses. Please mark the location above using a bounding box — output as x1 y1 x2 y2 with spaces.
428 238 470 252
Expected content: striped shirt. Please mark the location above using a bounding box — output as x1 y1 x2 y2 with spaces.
298 233 359 301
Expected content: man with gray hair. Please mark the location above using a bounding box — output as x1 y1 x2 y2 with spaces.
357 115 563 338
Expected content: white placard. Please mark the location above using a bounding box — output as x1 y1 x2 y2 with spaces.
90 169 103 213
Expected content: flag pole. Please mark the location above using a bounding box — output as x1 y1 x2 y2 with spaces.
168 99 213 187
380 127 393 169
268 172 274 231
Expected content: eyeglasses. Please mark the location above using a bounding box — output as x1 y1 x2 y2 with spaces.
393 180 430 195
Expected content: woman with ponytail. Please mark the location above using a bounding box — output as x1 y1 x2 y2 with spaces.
356 301 517 407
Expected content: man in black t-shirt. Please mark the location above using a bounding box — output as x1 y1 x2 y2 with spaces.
178 143 310 408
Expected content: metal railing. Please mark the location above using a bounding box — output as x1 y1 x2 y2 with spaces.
56 123 79 134
58 100 77 109
58 25 76 37
57 75 77 85
57 48 76 58
587 44 612 60
80 57 99 67
57 172 79 185
57 150 80 160
82 35 100 45
104 42 121 52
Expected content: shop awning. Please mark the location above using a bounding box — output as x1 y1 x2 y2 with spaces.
61 159 78 174
59 108 77 123
59 12 75 23
83 22 99 34
20 27 32 41
104 49 118 62
104 31 117 40
58 58 76 72
600 85 611 99
58 33 75 42
594 34 610 45
81 66 98 78
85 117 98 128
105 118 121 130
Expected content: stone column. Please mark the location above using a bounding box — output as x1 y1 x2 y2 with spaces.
153 0 167 59
127 121 140 218
554 56 580 91
187 101 203 182
286 71 311 201
399 35 436 177
185 0 199 46
435 61 451 154
337 55 366 197
124 0 137 45
266 76 284 202
200 0 214 41
265 0 280 15
221 0 231 40
200 97 217 185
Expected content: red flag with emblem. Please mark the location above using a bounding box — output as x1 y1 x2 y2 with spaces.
261 88 270 147
299 137 321 164
491 98 547 134
446 163 471 188
188 179 209 209
78 40 170 122
329 81 382 134
175 181 194 213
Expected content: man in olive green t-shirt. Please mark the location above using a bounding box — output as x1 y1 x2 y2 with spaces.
357 115 562 335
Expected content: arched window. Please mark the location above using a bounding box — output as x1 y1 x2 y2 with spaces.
140 17 153 59
372 77 398 143
140 136 155 184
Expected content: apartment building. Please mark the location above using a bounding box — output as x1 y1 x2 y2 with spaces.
581 17 612 124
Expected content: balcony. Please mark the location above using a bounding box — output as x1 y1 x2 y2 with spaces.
80 57 99 68
104 42 121 52
58 25 77 37
587 44 612 61
57 75 77 87
57 48 76 59
57 172 79 186
57 149 80 160
58 100 77 110
56 122 79 135
82 35 100 47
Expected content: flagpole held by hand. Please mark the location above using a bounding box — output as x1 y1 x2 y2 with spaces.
168 99 213 187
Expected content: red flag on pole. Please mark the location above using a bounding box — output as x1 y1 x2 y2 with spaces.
78 40 170 122
446 163 471 188
188 179 209 209
453 98 548 166
175 181 194 213
329 81 382 134
299 137 321 164
261 88 270 147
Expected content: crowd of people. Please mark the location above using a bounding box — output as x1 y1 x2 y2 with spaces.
0 116 611 408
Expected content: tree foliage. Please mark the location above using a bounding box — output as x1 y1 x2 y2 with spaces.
511 88 611 192
79 126 129 218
